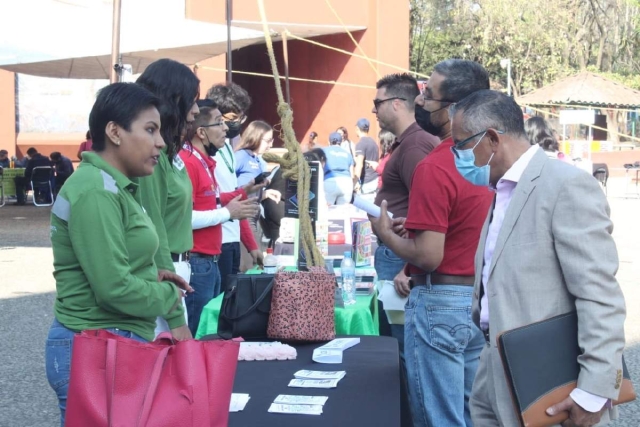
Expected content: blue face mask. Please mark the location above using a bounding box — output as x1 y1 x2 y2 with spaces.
452 130 495 187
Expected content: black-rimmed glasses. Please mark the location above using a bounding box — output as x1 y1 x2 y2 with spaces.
200 122 226 128
450 129 504 159
373 97 407 109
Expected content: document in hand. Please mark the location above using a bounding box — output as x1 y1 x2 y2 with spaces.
497 312 636 427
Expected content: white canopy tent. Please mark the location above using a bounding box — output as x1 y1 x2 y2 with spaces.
0 0 266 79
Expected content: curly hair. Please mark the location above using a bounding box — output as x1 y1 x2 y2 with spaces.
205 82 252 115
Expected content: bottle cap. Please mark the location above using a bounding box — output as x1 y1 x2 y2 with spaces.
267 248 273 254
343 251 351 258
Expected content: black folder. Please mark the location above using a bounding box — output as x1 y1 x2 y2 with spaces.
497 312 635 427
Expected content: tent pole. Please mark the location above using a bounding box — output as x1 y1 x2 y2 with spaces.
226 0 233 83
110 0 122 83
282 31 291 104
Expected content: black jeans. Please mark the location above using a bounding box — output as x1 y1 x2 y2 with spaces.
218 242 240 294
14 176 27 204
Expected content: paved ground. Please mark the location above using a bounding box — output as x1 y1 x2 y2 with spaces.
0 179 638 426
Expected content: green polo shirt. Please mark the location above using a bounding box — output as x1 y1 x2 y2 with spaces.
139 150 193 271
50 152 185 341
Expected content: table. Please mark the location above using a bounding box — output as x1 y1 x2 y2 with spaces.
225 335 402 427
1 168 25 197
196 291 379 339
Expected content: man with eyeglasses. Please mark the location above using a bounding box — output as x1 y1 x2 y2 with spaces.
371 73 440 351
370 60 493 426
206 83 263 295
179 103 259 335
451 90 626 427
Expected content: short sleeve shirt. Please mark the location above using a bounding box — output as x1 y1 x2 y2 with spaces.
322 145 354 179
355 136 379 184
374 123 440 217
404 138 494 276
235 149 267 187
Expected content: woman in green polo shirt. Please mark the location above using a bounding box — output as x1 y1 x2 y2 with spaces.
136 59 200 340
45 83 193 427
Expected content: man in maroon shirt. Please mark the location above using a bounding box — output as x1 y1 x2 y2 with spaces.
371 60 492 426
371 73 440 359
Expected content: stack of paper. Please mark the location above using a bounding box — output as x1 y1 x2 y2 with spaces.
294 370 346 381
312 338 360 364
268 395 329 415
229 393 250 412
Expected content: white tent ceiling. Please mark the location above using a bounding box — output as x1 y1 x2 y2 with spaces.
0 1 266 79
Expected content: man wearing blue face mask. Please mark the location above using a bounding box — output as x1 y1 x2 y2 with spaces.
370 59 493 426
449 91 626 427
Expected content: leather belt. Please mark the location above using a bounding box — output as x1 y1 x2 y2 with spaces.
171 252 190 262
190 252 220 262
409 273 474 288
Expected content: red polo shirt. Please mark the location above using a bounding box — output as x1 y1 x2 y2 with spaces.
180 146 246 256
404 138 494 276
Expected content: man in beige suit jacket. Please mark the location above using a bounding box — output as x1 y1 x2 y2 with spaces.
448 90 626 427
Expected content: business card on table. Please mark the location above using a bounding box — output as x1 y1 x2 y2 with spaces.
288 379 340 389
274 395 329 406
294 370 346 380
229 393 250 412
317 338 360 351
268 403 323 415
312 349 343 364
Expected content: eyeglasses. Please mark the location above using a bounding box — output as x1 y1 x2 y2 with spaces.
450 129 504 159
200 121 226 128
222 114 247 125
373 97 406 109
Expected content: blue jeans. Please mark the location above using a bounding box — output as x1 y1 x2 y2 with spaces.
218 242 240 295
45 318 147 427
374 244 407 353
404 282 484 427
186 254 221 336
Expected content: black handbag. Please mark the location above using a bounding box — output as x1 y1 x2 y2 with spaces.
217 274 274 340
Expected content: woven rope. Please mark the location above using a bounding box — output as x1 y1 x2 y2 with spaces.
258 0 324 267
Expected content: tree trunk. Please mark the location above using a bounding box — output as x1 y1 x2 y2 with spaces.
606 109 620 144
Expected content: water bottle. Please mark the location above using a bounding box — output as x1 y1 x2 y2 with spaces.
263 248 278 274
340 251 356 306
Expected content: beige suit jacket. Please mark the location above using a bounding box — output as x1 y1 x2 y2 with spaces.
472 149 626 424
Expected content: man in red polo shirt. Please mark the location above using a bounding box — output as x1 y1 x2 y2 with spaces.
179 104 259 335
370 60 492 426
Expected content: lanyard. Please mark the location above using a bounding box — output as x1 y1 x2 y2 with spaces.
182 144 220 199
218 143 235 174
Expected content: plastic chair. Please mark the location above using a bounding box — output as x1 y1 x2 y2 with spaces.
31 166 54 207
593 167 608 196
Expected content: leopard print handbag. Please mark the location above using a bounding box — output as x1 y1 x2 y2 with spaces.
267 267 336 341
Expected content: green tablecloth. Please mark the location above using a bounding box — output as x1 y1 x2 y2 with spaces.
1 168 25 197
196 286 379 339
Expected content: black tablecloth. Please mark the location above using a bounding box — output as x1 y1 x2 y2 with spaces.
229 336 402 427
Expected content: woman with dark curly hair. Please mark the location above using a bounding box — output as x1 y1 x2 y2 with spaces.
136 58 200 340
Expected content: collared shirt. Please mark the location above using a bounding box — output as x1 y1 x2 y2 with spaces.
213 141 258 251
139 150 193 272
50 152 183 341
480 144 607 412
405 138 493 276
180 145 246 255
374 122 439 218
